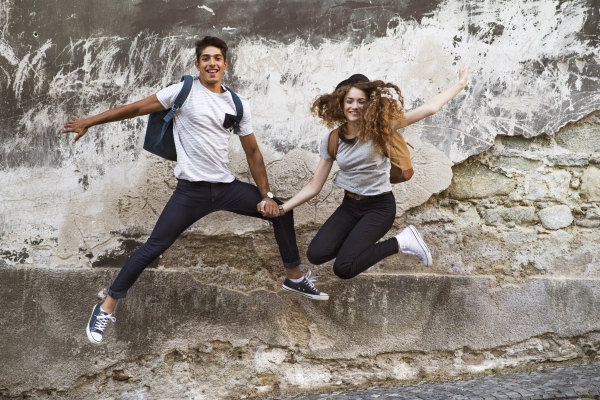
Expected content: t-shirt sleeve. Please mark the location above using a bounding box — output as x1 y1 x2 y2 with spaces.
155 81 184 110
320 134 335 162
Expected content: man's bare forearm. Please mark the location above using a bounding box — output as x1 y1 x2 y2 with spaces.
247 150 270 195
87 95 164 127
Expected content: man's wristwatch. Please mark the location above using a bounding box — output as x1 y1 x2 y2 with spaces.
262 192 274 199
278 205 285 216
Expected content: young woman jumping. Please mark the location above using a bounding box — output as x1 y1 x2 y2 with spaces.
260 65 470 283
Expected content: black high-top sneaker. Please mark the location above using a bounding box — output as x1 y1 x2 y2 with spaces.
86 303 116 345
282 270 329 300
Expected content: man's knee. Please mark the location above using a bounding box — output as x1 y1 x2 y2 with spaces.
333 261 354 280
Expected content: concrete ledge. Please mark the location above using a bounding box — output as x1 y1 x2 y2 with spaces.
1 266 600 395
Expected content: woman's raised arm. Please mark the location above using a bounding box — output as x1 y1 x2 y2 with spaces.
400 64 470 128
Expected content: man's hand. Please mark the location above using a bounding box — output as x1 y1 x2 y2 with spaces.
62 116 91 143
258 198 279 218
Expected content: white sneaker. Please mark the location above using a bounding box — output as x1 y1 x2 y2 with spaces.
395 225 432 267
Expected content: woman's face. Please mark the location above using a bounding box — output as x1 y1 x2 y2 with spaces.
343 87 368 122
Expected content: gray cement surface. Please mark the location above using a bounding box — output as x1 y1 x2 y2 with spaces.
277 362 600 400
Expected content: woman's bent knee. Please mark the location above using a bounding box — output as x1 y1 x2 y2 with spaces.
307 243 330 265
333 262 355 280
307 249 326 265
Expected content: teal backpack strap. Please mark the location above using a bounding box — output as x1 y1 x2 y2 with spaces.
224 86 244 133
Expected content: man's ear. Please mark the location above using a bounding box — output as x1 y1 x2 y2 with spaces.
224 59 229 70
195 60 200 70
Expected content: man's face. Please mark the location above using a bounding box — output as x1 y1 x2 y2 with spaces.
195 46 228 85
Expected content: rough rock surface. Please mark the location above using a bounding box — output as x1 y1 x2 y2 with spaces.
538 205 574 230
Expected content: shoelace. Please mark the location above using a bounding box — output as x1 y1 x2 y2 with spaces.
93 312 116 332
304 270 320 293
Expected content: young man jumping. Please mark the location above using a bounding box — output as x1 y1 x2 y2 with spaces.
62 36 328 346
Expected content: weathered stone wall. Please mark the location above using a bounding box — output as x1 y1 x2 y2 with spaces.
1 0 600 398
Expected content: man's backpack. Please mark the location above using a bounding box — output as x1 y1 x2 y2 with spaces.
327 126 413 183
143 75 244 161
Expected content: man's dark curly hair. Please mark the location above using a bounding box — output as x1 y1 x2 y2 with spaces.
311 80 407 154
195 36 228 61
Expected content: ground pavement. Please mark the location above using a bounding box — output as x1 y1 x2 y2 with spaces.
277 362 600 400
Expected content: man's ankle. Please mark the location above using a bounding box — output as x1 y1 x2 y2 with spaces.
285 266 303 280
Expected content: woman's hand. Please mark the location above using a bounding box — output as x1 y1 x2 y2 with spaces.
458 63 471 88
404 63 471 126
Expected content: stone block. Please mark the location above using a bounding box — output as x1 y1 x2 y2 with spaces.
2 267 600 399
555 119 600 154
547 154 589 167
448 162 516 200
483 206 537 226
580 167 600 201
576 220 600 228
537 205 573 230
406 207 456 225
494 156 542 172
526 170 571 201
500 136 532 151
586 207 600 220
570 178 580 188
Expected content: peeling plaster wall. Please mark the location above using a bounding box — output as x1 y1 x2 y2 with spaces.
1 0 600 399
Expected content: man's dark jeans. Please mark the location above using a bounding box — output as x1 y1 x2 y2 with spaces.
108 179 300 299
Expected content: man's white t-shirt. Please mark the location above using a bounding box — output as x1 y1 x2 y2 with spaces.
155 76 253 182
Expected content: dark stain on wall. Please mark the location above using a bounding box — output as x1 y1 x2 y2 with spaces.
130 0 442 44
579 0 600 48
0 248 30 263
92 238 158 269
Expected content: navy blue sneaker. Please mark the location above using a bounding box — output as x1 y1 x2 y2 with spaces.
282 271 329 300
86 303 115 345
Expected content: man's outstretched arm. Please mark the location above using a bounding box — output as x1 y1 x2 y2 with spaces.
61 94 165 142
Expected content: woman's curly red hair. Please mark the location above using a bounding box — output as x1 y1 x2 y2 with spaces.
310 80 407 154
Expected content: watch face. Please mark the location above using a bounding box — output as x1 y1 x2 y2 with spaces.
267 192 274 199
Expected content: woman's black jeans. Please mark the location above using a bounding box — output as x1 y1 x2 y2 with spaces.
307 192 399 279
108 179 300 298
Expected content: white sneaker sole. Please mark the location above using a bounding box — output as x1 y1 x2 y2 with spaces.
282 284 330 301
407 225 432 267
86 308 103 346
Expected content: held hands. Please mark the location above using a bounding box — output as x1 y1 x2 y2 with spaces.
458 63 471 88
257 198 279 218
61 116 91 143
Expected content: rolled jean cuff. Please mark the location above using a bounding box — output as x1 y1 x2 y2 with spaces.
283 259 301 269
107 288 127 299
